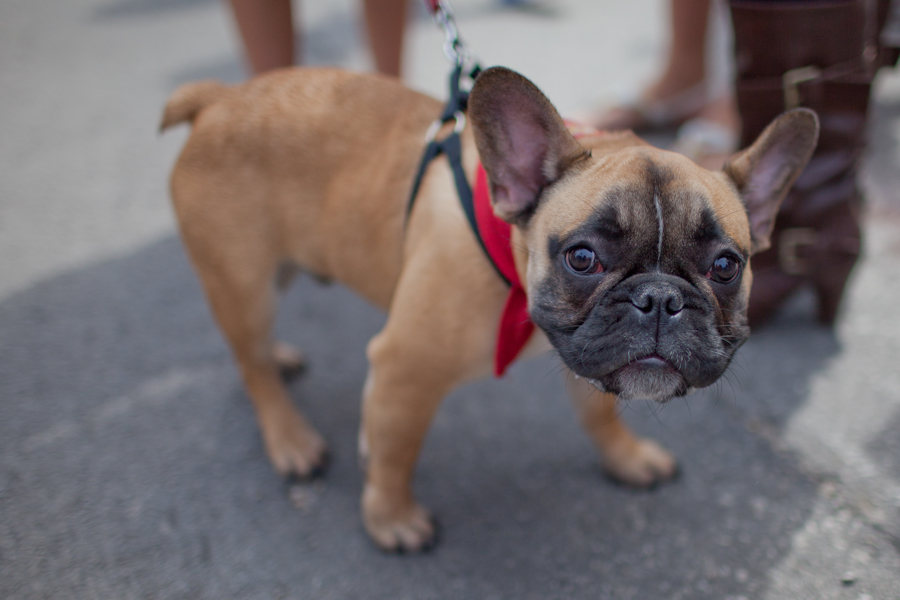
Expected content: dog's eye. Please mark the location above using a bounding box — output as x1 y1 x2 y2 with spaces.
707 255 741 283
565 247 603 275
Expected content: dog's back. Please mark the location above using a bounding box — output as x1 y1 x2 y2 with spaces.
163 68 443 309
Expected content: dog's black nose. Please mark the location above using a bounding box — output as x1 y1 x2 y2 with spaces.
629 281 685 317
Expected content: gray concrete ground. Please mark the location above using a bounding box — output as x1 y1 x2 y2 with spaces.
2 0 900 598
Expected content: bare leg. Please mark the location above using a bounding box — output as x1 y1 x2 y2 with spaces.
228 0 296 75
566 374 677 487
228 0 406 78
649 0 710 100
363 0 407 78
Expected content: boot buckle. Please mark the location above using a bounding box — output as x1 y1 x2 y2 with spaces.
782 66 821 110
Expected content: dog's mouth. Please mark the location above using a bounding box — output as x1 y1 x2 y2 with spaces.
629 354 675 371
586 354 692 402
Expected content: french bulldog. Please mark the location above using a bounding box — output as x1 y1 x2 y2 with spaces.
161 66 818 552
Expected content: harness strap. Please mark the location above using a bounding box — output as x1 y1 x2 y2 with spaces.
405 64 505 289
405 139 442 218
405 77 604 376
410 132 511 287
406 66 607 377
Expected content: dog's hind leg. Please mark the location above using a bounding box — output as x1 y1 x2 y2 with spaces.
267 261 308 377
566 373 677 488
180 229 327 479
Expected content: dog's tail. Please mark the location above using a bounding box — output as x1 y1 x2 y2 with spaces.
160 80 230 132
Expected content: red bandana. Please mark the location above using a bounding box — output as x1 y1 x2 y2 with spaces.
473 165 534 377
476 120 601 377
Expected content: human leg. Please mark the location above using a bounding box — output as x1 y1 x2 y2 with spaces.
228 0 296 75
363 0 407 77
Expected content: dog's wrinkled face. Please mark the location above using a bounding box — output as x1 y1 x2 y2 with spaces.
469 66 819 402
525 149 754 400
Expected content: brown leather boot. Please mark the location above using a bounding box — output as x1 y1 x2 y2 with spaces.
730 0 897 326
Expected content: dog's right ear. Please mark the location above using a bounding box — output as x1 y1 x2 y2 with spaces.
468 67 589 225
723 108 819 254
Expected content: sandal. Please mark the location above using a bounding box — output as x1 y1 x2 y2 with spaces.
670 117 738 170
589 82 709 132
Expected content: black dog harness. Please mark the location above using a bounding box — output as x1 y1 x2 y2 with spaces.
405 64 542 377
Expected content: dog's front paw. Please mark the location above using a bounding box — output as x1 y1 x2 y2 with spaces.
260 410 329 479
602 437 678 488
362 486 437 553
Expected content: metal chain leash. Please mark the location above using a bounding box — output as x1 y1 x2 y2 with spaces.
406 0 484 228
424 0 475 66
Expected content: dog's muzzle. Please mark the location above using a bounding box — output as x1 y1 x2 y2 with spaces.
545 272 735 401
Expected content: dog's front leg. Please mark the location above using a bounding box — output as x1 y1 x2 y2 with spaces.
359 325 458 553
565 373 678 487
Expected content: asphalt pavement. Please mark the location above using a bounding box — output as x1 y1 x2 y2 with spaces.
2 0 900 598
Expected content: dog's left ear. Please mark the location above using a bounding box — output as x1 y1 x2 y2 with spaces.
723 108 819 254
468 67 589 225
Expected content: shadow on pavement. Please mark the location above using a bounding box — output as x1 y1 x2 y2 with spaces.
0 234 836 599
91 0 218 20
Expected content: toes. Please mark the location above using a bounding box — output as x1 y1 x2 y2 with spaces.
364 494 438 553
273 341 307 379
391 511 437 553
639 440 678 479
603 438 678 489
418 516 440 552
377 513 437 554
266 427 329 480
308 451 331 479
283 449 331 483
